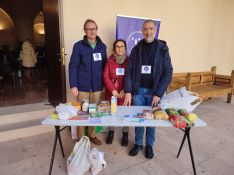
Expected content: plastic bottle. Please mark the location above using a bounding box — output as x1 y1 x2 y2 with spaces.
82 97 89 112
111 96 117 115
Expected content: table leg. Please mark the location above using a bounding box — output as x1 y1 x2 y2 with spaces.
48 126 59 175
177 127 197 175
187 128 197 175
58 128 65 157
177 128 187 158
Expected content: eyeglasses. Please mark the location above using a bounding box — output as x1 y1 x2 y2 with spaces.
115 45 125 49
143 27 155 32
85 28 97 32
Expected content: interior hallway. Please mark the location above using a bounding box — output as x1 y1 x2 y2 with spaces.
0 68 48 107
0 95 233 175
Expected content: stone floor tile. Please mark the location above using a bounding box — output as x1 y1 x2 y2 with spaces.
139 159 179 175
1 158 34 175
199 157 234 175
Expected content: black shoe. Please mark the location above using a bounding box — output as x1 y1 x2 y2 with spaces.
129 144 143 156
145 145 154 159
106 131 114 144
121 132 128 146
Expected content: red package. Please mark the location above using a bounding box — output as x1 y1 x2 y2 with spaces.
169 115 186 128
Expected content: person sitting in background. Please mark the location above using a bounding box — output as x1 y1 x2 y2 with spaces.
103 39 129 146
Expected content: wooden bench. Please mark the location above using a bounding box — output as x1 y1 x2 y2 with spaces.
168 66 234 103
168 73 187 92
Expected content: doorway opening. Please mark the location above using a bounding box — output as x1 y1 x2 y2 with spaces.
0 1 48 107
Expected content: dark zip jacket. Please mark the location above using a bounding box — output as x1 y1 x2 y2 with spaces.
69 35 107 92
124 39 173 97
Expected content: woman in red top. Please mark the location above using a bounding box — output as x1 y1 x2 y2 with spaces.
103 39 128 146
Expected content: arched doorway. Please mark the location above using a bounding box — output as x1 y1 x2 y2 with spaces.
0 8 16 44
0 0 66 109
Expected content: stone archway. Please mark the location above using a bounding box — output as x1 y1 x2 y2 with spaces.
0 8 16 45
33 11 45 46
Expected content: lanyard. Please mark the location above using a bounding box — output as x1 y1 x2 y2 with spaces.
142 42 156 65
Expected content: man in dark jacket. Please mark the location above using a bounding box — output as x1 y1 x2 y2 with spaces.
124 19 173 159
69 19 107 145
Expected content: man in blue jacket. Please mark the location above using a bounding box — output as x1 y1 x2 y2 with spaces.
69 19 107 145
124 20 173 158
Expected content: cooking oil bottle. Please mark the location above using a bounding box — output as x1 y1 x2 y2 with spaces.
111 96 117 116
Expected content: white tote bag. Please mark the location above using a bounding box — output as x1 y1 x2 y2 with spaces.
89 148 107 175
67 136 91 175
159 87 202 112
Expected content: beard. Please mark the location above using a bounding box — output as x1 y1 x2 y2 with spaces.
144 36 154 43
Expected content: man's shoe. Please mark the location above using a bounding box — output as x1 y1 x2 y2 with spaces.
121 132 128 146
106 131 114 144
89 137 102 145
129 144 143 156
145 145 154 159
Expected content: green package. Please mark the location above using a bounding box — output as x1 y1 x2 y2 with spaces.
96 126 104 133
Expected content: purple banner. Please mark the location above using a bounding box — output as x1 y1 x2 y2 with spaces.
116 15 160 55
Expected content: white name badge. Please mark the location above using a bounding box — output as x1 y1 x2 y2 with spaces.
93 53 102 61
116 68 125 75
141 65 151 74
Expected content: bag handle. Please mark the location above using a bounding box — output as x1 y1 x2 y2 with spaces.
70 136 90 164
188 96 202 112
84 136 91 150
187 91 199 97
186 91 203 112
187 91 202 105
73 136 89 152
191 97 202 105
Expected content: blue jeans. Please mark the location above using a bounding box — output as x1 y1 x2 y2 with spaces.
133 87 156 146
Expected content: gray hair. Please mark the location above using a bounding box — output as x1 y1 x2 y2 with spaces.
143 19 156 27
83 19 98 30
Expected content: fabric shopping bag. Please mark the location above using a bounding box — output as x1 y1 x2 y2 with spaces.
67 136 91 175
89 148 107 175
159 87 202 112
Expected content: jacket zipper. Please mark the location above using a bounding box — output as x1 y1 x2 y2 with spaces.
90 48 94 92
117 64 122 92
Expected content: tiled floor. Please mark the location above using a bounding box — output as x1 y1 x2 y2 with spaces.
0 68 48 107
0 102 53 116
0 96 234 175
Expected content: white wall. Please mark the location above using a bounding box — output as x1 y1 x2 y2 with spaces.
62 0 234 101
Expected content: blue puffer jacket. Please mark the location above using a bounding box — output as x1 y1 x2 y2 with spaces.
69 36 107 92
124 39 173 97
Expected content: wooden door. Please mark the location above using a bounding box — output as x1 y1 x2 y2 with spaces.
43 0 66 105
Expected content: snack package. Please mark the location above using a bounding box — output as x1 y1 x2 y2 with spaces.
181 116 194 127
153 110 169 120
51 113 59 119
98 101 111 112
89 103 97 113
69 116 89 120
169 115 186 128
178 109 189 117
187 113 198 122
143 110 154 119
90 111 110 117
72 101 81 111
136 113 144 118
